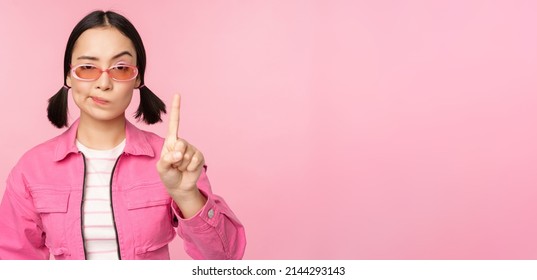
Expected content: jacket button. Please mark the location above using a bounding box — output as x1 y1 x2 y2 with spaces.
208 209 215 219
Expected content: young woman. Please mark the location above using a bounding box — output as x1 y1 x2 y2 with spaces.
0 10 246 260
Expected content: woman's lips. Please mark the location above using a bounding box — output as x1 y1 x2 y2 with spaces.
90 96 108 105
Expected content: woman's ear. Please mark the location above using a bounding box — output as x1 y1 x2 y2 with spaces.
66 75 72 87
135 77 141 88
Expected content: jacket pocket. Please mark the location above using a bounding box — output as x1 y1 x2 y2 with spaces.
30 188 71 255
124 183 175 257
125 185 170 210
32 189 70 213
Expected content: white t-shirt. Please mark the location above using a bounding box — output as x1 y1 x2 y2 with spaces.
76 139 125 260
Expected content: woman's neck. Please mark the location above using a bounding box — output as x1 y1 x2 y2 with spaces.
76 115 126 150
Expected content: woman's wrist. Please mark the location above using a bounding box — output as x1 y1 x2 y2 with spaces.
170 187 208 219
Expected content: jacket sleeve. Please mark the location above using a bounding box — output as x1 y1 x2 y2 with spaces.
0 164 49 260
171 166 246 259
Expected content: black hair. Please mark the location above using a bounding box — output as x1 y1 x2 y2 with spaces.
47 10 166 128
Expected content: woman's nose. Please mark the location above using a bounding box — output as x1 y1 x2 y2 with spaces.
95 71 112 91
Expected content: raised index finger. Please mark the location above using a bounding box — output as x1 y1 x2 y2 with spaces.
167 94 181 138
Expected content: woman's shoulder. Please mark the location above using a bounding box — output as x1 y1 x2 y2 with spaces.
128 123 164 144
140 129 165 142
18 134 65 163
6 135 65 180
141 130 165 150
125 123 165 156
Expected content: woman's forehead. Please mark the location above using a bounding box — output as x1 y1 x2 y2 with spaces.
72 27 136 61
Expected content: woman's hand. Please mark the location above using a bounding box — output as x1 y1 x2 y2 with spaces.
156 94 207 217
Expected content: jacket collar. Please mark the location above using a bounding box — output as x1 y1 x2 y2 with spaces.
53 119 155 161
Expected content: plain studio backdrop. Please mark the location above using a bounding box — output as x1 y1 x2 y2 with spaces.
1 0 536 259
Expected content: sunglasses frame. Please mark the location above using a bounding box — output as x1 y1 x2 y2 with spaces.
70 63 139 82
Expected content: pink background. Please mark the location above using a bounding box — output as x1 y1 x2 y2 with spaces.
1 0 536 259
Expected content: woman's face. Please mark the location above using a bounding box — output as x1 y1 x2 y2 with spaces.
66 27 140 123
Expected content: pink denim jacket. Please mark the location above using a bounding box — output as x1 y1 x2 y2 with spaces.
0 120 246 260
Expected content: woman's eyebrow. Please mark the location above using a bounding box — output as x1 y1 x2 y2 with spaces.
76 51 134 61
